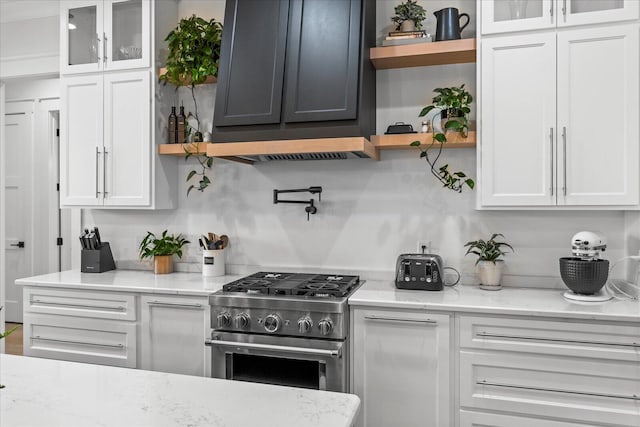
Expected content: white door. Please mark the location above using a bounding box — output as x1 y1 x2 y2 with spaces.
481 0 555 35
351 309 451 427
3 102 34 322
480 32 557 206
104 0 151 71
60 0 104 75
103 70 150 206
557 25 639 206
557 0 639 27
140 295 210 376
60 74 103 206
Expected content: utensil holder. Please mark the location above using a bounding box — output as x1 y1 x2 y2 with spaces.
203 249 225 277
81 242 116 273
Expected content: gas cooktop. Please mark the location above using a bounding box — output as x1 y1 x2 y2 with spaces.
222 272 360 298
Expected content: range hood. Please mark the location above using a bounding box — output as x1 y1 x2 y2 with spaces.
205 137 379 164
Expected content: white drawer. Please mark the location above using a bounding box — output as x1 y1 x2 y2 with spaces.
460 410 598 427
24 287 136 321
460 350 640 427
23 313 137 368
460 315 640 361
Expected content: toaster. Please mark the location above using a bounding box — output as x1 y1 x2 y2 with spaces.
395 253 444 291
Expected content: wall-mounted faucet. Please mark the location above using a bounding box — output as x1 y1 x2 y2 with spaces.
273 186 323 221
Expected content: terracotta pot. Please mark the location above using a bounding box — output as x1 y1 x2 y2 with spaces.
477 260 504 290
400 20 416 32
154 255 174 274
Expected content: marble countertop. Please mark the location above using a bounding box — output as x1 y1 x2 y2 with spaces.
350 280 640 322
0 354 360 427
14 269 248 296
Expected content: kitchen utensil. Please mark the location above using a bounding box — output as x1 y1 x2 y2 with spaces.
220 235 229 249
433 7 470 41
395 253 444 291
560 231 612 301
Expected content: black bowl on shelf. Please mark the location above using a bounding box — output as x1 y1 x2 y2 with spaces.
559 257 609 295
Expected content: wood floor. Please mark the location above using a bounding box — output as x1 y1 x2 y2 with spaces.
4 323 23 356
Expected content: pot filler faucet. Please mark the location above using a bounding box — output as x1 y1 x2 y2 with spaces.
273 186 322 220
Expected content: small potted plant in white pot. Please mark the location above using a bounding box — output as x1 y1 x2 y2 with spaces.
391 0 427 32
464 233 514 290
139 230 190 274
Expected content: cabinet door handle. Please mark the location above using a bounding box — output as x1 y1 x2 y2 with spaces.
562 0 567 18
549 127 554 196
476 380 639 401
31 299 126 312
103 149 108 196
476 332 640 348
95 147 101 198
96 33 101 62
147 301 204 309
562 126 567 196
364 315 437 325
103 32 107 63
32 335 124 349
550 0 554 17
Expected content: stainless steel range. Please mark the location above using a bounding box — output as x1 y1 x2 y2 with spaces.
206 272 361 392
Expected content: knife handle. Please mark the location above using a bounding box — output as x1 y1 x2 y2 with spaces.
93 227 102 247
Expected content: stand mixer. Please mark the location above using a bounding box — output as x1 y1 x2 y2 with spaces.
559 231 613 302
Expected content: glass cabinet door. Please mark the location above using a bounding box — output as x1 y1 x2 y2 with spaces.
559 0 639 27
482 0 555 34
61 1 104 74
104 0 150 70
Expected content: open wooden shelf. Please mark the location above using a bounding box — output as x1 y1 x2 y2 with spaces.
157 142 208 156
370 38 476 70
371 131 476 150
157 68 217 86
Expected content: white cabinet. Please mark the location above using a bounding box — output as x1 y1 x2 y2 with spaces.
480 24 639 208
60 0 150 75
481 0 639 34
351 308 451 427
140 295 210 377
59 0 178 209
458 314 640 427
61 70 151 207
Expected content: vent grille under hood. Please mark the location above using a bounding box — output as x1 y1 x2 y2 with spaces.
206 137 379 163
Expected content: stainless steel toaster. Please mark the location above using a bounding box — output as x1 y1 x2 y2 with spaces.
395 253 444 291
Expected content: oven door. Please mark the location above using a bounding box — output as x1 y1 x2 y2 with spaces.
206 332 346 392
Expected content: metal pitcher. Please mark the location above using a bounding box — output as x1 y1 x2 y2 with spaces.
433 7 470 41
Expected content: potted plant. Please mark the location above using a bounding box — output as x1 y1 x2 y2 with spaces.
139 230 190 274
464 233 514 290
391 0 427 32
410 84 475 192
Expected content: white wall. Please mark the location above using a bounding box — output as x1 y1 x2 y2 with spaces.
81 0 629 288
0 15 59 78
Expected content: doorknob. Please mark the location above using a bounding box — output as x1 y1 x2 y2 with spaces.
9 241 25 248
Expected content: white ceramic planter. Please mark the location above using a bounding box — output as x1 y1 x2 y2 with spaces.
477 260 504 290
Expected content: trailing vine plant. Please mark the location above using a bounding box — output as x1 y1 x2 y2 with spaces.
185 145 215 196
411 84 475 193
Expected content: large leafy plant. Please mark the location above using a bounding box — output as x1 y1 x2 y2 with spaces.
391 0 427 30
411 84 475 192
464 233 514 265
139 230 190 259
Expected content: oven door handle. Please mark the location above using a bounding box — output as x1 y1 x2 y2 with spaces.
205 339 342 358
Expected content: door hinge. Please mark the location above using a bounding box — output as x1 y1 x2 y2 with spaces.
56 128 60 137
56 237 63 246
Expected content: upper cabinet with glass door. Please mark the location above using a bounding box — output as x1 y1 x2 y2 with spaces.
481 0 639 34
61 0 150 74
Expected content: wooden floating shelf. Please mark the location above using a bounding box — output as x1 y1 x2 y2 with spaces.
206 137 379 162
371 132 476 150
157 143 208 156
370 38 476 70
157 68 217 86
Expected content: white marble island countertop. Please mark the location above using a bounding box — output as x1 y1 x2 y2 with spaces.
351 281 640 322
1 354 360 427
15 269 246 296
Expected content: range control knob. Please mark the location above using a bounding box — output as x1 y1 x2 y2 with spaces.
216 312 231 328
318 318 333 336
297 317 313 334
234 313 251 329
263 314 282 333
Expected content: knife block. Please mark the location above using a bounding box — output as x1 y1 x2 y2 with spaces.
81 242 116 273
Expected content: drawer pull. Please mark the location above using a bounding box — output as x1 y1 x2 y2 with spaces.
476 332 639 348
32 336 125 349
476 380 640 401
147 301 203 309
31 299 126 312
364 315 437 325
